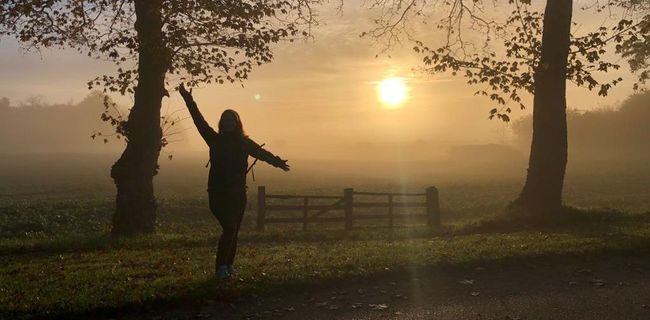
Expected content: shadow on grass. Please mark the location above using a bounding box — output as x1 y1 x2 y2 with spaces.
0 226 447 256
0 233 210 256
3 208 650 256
7 230 650 320
456 206 650 235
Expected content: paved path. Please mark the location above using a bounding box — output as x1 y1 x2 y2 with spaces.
139 253 650 320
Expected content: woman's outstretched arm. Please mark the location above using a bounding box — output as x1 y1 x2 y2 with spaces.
245 138 290 171
178 84 217 144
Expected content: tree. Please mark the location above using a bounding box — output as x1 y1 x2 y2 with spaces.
365 0 648 216
1 0 320 235
614 1 650 88
513 0 572 215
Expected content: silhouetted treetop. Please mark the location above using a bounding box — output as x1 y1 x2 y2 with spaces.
1 0 324 235
364 0 650 121
1 0 319 94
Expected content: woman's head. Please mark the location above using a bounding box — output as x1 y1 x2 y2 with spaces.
218 109 244 135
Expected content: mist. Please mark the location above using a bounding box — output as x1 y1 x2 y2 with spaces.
1 91 648 193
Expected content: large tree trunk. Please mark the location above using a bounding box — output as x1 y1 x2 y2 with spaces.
111 0 169 236
512 0 573 216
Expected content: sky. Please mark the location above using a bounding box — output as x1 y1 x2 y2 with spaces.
0 1 640 158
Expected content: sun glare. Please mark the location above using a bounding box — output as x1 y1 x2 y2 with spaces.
377 77 408 108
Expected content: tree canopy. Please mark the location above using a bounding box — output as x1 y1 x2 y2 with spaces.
1 0 318 92
364 0 650 121
1 0 324 235
1 0 320 146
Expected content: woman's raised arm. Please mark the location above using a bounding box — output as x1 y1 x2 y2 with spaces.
178 84 217 144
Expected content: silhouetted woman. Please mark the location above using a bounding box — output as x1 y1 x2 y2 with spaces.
179 84 290 279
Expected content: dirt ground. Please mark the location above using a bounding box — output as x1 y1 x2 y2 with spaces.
113 252 650 320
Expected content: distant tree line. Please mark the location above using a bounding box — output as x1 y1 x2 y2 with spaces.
0 93 126 153
512 92 650 161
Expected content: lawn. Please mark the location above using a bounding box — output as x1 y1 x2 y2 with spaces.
2 208 650 319
1 160 649 319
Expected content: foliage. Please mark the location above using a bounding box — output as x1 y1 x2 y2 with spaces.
364 0 650 121
1 0 317 91
0 0 320 142
616 16 650 89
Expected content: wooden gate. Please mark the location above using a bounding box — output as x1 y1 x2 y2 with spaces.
256 186 440 231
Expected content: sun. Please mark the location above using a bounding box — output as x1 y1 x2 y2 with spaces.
377 77 408 108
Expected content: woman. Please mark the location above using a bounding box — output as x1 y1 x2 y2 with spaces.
179 84 290 279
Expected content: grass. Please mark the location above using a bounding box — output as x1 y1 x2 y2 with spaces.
1 168 649 319
3 212 650 319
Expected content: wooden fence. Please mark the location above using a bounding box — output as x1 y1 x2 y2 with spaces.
256 186 440 231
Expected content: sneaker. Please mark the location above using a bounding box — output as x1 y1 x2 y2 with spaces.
216 265 231 279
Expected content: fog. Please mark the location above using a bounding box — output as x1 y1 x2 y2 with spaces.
0 0 647 195
0 89 517 160
0 0 638 164
1 91 648 192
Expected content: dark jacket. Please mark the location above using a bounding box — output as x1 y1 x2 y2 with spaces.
184 99 285 192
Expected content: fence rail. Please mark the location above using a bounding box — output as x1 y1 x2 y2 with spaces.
256 186 440 231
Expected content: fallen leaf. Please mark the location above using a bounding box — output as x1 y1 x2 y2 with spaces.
369 304 389 310
590 279 606 286
471 291 481 297
459 279 475 285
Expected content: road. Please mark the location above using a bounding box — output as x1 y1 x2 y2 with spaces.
135 253 650 320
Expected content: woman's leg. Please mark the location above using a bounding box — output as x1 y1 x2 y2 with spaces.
226 190 247 265
209 192 237 268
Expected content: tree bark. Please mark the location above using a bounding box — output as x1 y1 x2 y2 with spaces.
111 0 169 236
512 0 573 216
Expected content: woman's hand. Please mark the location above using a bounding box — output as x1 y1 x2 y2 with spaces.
279 159 290 172
178 84 193 103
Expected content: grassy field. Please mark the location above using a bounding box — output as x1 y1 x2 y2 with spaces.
1 155 649 319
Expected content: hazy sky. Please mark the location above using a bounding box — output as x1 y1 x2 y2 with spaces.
0 1 639 157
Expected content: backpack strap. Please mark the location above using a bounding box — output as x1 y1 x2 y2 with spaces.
246 143 265 181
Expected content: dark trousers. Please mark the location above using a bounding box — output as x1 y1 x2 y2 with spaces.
209 189 247 267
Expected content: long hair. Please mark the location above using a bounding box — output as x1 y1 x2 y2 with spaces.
218 109 245 136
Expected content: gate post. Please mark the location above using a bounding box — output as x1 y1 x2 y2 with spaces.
343 188 354 231
257 186 266 231
426 186 440 227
